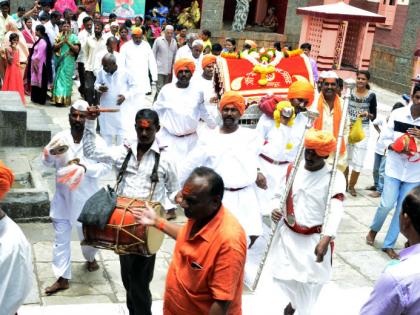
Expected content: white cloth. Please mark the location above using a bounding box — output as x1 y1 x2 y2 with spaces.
42 130 112 224
179 127 264 236
95 67 138 137
381 105 420 183
174 44 192 60
77 11 89 29
52 219 97 279
192 75 220 125
373 116 387 155
44 21 59 48
0 215 33 315
347 125 370 172
154 81 217 166
271 164 345 284
84 34 108 76
76 28 92 63
152 36 177 75
120 40 158 94
174 46 203 79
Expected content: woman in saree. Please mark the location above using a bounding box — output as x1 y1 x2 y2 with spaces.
3 21 29 78
27 24 52 105
22 17 37 94
51 20 80 107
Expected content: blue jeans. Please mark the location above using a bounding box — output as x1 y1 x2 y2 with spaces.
370 175 419 248
373 153 386 192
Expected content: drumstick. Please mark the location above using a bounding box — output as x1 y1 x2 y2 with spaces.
87 107 120 113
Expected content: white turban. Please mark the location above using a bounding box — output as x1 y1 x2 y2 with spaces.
192 39 204 48
71 100 89 112
110 21 119 27
320 70 338 79
164 25 174 31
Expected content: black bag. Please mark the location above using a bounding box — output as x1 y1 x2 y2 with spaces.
78 149 133 229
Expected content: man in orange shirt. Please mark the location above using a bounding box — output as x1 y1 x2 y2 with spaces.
134 166 247 315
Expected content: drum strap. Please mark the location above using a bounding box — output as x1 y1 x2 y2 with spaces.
148 152 161 201
114 150 133 191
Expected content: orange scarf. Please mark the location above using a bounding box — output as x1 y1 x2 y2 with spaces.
313 93 346 156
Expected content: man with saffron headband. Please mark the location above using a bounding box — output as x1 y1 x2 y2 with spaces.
179 91 266 247
120 26 158 96
133 167 247 315
193 54 219 125
42 100 111 295
271 128 346 315
83 107 179 315
154 58 216 169
0 161 34 315
257 80 315 214
313 71 349 172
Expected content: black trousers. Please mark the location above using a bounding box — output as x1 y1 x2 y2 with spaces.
119 254 156 315
77 62 86 98
84 70 98 105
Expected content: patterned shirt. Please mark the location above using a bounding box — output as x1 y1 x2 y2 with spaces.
83 120 179 202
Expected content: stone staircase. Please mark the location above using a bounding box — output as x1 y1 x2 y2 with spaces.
0 91 52 147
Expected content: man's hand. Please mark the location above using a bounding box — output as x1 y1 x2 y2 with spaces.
116 94 125 105
209 96 219 104
408 127 420 140
86 106 100 120
131 202 158 226
271 209 282 223
256 172 267 190
98 84 108 93
314 236 331 263
174 191 183 205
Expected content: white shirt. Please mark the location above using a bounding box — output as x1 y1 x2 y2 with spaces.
44 21 59 48
0 215 33 315
175 44 192 60
192 75 219 122
77 28 92 63
154 81 216 136
120 40 158 94
179 126 263 188
84 34 108 75
77 11 89 29
152 36 177 75
373 116 387 155
42 130 111 223
381 105 420 183
95 67 138 136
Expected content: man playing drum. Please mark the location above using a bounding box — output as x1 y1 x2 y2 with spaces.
271 129 346 315
134 166 247 315
42 100 111 295
83 108 179 315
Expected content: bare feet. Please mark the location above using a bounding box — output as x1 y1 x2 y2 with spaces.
165 209 177 221
365 185 376 191
382 248 400 260
45 277 69 295
248 235 259 249
368 191 381 198
365 230 377 246
284 302 295 315
348 187 357 197
87 259 99 272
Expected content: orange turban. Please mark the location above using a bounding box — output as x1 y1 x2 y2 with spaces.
219 91 246 115
132 27 143 35
0 161 14 200
288 80 315 107
202 55 217 69
173 58 196 76
304 128 337 157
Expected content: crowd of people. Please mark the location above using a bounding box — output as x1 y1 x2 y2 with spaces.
0 1 420 315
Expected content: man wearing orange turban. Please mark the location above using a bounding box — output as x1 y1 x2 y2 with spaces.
201 54 217 69
288 79 315 109
219 91 246 115
0 161 34 315
179 90 267 248
271 128 345 315
173 58 196 76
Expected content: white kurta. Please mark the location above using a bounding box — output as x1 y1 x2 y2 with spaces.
42 130 111 279
179 127 264 236
95 67 139 139
154 81 216 168
272 164 345 283
0 215 33 315
192 75 220 128
120 40 158 94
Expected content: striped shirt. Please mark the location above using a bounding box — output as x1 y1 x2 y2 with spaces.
83 120 179 202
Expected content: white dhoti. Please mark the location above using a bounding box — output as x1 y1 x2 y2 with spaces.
52 219 98 279
347 126 370 172
223 184 263 236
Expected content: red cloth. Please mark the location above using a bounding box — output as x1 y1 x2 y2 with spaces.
0 160 14 200
258 94 282 118
2 49 26 105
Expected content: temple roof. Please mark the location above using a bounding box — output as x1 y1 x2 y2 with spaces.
296 1 386 23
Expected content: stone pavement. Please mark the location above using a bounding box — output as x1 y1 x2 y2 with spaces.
7 83 409 314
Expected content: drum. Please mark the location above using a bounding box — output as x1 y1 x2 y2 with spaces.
82 196 165 256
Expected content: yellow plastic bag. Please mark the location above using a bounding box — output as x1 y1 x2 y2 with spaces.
348 117 365 144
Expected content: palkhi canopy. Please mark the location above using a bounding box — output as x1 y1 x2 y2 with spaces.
296 1 386 23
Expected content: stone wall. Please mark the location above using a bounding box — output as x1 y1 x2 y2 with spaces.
284 0 311 47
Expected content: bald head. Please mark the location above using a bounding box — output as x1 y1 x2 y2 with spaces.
102 53 117 74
